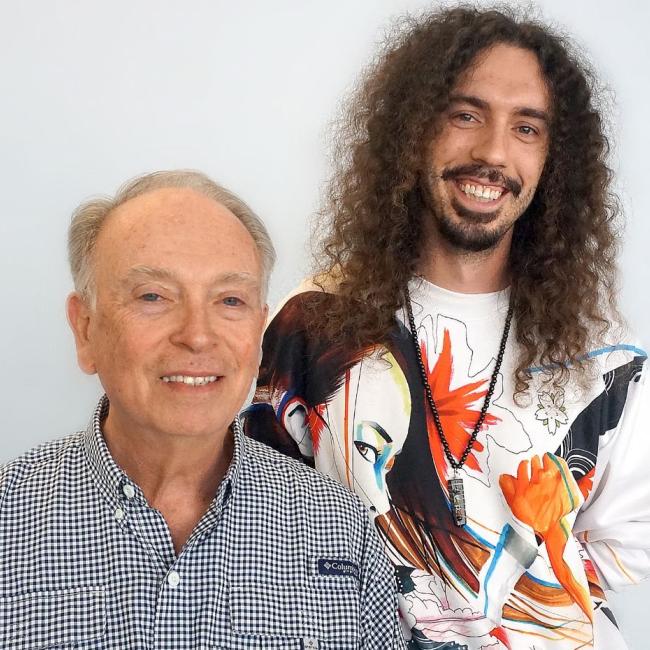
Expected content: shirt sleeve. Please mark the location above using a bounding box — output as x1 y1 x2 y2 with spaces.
0 462 9 511
357 504 406 650
245 289 361 466
574 356 650 591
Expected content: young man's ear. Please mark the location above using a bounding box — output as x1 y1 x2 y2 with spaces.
66 292 97 375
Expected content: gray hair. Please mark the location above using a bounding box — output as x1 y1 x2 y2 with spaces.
68 170 276 303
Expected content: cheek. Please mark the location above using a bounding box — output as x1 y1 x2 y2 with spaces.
224 328 263 373
227 316 264 353
521 146 548 186
430 129 475 166
90 312 159 369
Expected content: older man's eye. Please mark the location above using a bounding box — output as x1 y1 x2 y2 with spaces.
354 440 379 464
140 293 162 302
223 296 243 306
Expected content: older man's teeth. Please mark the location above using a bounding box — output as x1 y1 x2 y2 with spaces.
162 375 218 386
459 183 503 201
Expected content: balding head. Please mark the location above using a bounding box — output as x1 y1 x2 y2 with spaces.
68 170 276 305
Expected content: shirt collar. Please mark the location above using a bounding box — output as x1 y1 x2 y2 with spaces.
82 395 245 515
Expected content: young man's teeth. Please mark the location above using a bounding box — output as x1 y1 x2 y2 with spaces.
459 183 503 201
162 375 218 386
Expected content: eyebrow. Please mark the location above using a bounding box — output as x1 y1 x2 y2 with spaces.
124 266 177 284
123 266 260 288
363 421 393 444
449 94 550 123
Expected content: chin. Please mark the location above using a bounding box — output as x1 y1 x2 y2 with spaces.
438 214 513 252
161 415 232 439
441 226 505 252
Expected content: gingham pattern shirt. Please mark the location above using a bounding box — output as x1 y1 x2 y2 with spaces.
0 397 405 649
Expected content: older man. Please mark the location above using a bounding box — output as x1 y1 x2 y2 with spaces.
0 171 404 649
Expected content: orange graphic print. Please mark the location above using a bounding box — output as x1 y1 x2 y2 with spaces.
421 329 500 476
500 453 592 621
308 403 328 454
489 626 512 649
577 467 595 500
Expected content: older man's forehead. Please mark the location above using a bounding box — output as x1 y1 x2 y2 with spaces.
97 189 259 259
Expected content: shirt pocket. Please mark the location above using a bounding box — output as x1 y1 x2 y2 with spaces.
213 581 360 649
0 586 105 649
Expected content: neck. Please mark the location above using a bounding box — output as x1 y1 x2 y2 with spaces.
103 412 233 553
418 231 512 294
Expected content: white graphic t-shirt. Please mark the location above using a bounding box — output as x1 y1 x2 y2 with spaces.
244 278 650 649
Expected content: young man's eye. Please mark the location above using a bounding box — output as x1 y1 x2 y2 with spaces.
517 125 538 136
453 112 477 123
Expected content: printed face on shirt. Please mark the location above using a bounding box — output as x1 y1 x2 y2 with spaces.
422 43 550 252
68 187 267 442
280 350 411 515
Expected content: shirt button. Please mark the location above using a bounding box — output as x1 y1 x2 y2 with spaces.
114 507 125 522
122 483 136 499
167 570 181 588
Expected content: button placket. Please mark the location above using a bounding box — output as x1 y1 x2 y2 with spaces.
114 481 137 524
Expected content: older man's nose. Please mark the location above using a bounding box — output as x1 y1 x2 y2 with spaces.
170 302 216 352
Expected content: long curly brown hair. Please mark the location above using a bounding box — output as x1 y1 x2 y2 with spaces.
310 5 621 395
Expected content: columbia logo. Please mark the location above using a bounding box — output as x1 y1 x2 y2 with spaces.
316 558 360 580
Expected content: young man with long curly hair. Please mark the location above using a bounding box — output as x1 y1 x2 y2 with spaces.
244 7 649 649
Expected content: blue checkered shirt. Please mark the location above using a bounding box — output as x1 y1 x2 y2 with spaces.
0 397 405 649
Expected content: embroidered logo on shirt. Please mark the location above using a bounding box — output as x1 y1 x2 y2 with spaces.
301 639 320 650
317 558 360 580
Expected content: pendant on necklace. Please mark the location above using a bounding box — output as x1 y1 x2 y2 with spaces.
448 472 467 526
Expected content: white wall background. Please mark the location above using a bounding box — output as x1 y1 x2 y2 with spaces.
1 0 648 645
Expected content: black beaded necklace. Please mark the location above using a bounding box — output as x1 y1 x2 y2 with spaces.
404 285 513 526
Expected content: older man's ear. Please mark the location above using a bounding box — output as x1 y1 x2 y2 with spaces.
66 292 97 375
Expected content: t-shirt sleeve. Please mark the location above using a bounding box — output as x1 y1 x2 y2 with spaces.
241 293 316 464
574 355 650 591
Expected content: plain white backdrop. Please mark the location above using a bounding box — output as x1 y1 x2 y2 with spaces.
1 0 648 646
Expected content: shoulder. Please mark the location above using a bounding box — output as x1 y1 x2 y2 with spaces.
260 281 360 376
586 319 647 378
241 436 367 517
268 278 339 323
0 433 84 511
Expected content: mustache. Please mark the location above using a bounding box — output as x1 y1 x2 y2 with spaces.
440 164 522 197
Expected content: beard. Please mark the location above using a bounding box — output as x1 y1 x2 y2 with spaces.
422 165 534 253
436 198 514 252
